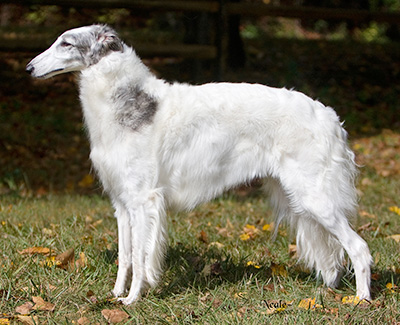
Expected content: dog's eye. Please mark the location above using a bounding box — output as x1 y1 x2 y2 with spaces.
60 41 72 48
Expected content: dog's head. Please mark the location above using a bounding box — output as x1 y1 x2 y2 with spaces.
26 24 124 79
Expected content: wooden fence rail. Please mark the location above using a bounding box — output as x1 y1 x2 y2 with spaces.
2 0 400 23
1 0 399 78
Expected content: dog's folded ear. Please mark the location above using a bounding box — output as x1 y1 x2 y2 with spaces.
98 32 124 53
97 25 124 53
91 25 124 62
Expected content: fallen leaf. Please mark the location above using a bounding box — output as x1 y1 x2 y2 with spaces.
389 206 400 216
55 248 75 269
75 252 88 269
18 247 51 255
239 224 260 241
298 297 322 310
371 273 380 281
41 255 62 268
90 219 103 228
262 223 274 231
358 222 376 232
0 318 10 325
208 241 224 249
78 317 91 325
87 290 98 304
78 174 94 188
288 244 297 257
42 227 54 236
216 219 234 237
234 292 247 299
16 315 39 325
386 282 398 293
198 230 208 244
32 296 55 311
263 283 275 291
246 261 261 268
271 263 288 277
101 309 129 324
15 301 34 315
359 210 377 219
386 234 400 243
341 295 369 306
342 295 360 304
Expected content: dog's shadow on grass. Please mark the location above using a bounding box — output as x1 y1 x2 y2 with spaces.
155 244 400 300
154 243 311 299
101 244 399 300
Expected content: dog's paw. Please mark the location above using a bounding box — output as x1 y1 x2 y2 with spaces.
118 296 138 305
112 287 125 298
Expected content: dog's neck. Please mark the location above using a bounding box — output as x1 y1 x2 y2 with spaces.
79 46 152 92
78 45 163 148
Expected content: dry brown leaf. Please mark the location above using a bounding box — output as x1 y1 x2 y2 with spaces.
55 248 75 269
101 309 129 324
215 219 234 238
198 230 208 244
208 241 224 249
271 263 288 277
264 283 275 291
75 252 88 269
16 315 39 325
288 244 297 258
18 247 51 255
77 317 91 325
87 290 98 304
386 234 400 243
371 273 380 281
358 222 376 232
15 301 34 315
32 296 55 311
359 210 377 219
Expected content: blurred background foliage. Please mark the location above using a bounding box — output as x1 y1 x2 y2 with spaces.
0 0 399 194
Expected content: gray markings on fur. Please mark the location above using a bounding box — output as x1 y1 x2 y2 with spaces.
63 25 124 67
114 85 158 131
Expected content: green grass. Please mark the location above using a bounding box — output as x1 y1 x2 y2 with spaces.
1 160 400 323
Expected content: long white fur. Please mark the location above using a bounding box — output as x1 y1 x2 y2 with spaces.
26 25 372 305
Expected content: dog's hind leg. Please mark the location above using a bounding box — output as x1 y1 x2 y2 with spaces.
282 181 372 300
324 217 372 300
264 178 345 288
295 216 345 289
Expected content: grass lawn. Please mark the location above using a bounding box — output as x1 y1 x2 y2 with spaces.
1 132 400 323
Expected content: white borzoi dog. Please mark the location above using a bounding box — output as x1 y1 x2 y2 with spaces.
26 24 372 305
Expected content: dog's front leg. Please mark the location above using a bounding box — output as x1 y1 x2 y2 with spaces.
118 203 147 305
112 205 132 297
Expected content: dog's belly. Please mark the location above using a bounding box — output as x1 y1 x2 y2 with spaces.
159 138 277 211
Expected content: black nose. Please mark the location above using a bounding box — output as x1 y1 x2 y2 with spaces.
26 63 34 75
